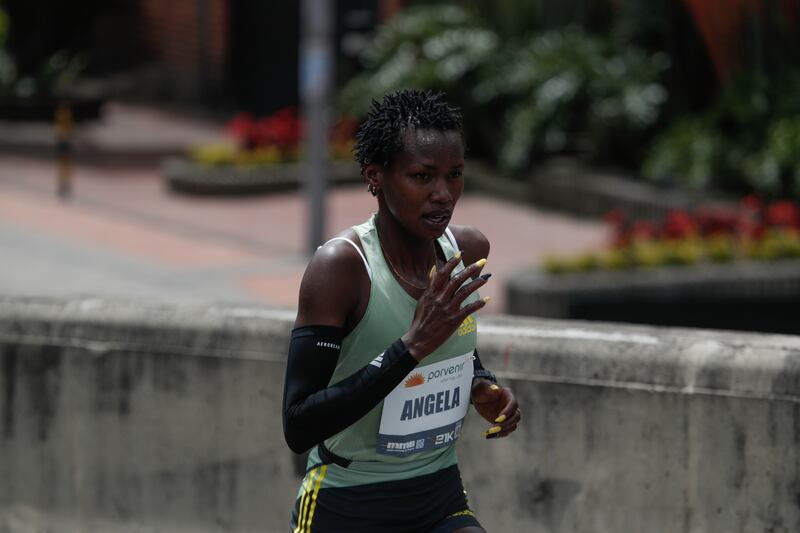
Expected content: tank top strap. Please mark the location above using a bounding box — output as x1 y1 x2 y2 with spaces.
321 237 373 281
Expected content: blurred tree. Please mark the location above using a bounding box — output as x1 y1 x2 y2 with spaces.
643 0 800 198
340 2 668 170
341 0 800 197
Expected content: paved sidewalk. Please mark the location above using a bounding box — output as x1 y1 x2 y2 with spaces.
0 104 607 314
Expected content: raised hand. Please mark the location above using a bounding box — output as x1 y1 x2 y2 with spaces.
401 252 489 361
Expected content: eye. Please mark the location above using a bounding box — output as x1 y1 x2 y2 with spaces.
413 172 432 182
449 170 463 180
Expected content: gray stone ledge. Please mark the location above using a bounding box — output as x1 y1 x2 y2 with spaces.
2 294 799 401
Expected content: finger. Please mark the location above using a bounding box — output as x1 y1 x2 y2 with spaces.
453 297 489 323
486 424 517 439
482 425 503 438
445 259 487 297
495 408 521 430
430 251 463 289
451 275 490 307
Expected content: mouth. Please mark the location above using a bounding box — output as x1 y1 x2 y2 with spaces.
422 210 452 229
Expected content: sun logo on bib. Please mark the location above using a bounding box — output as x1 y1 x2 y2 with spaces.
404 372 425 388
457 315 476 336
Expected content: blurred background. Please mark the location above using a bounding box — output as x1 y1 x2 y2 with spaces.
1 0 799 326
2 2 800 532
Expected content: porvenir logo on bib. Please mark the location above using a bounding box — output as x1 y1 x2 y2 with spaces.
404 372 425 388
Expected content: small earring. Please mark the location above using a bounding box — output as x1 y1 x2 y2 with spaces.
368 184 377 197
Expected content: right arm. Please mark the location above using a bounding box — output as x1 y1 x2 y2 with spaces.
282 240 488 454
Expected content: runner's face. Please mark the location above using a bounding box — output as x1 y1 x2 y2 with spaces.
378 128 464 240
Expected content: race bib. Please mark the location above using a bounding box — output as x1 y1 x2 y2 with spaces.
376 352 473 456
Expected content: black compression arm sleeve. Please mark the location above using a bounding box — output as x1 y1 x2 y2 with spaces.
282 325 418 454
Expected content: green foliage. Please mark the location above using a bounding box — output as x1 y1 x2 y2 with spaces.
642 118 726 190
744 118 800 197
473 28 667 171
340 5 667 173
644 73 800 198
344 1 800 197
338 5 497 117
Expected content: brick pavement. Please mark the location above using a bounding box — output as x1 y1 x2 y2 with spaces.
0 104 608 314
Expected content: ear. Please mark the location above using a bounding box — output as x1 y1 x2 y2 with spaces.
363 163 384 190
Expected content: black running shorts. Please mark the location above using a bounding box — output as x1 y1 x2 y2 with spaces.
289 464 483 533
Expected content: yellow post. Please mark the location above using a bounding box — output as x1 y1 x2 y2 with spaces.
55 102 73 198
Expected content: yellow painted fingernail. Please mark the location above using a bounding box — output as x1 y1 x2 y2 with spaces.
429 265 436 278
494 414 507 423
487 426 501 435
489 384 500 391
454 250 462 260
475 258 487 268
482 296 491 303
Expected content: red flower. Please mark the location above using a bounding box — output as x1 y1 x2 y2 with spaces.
746 223 766 241
225 107 304 150
693 207 740 236
611 230 631 249
663 210 697 239
741 194 762 211
631 220 657 240
226 113 258 148
222 107 355 157
603 209 629 247
764 200 800 228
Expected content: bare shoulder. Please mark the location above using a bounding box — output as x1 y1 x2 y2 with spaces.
294 228 370 329
448 225 490 267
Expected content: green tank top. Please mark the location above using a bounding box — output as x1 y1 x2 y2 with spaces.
303 214 479 490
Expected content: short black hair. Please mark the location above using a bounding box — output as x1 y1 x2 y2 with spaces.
354 89 463 171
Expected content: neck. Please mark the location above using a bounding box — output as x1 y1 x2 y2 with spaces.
375 207 438 280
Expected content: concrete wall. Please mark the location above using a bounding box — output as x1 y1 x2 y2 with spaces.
1 296 799 532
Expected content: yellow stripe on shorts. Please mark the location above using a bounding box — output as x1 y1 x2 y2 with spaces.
293 468 318 533
302 464 327 532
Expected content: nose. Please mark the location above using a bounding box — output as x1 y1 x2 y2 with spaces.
429 176 452 205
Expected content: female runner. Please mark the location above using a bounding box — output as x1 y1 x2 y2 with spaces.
282 89 521 532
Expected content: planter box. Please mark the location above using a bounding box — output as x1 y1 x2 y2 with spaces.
506 259 800 335
162 157 361 195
